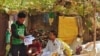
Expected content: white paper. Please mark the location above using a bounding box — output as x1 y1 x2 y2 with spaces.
24 35 35 45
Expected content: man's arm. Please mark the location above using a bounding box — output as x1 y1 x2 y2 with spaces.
24 27 28 36
11 24 20 38
11 24 25 40
42 40 49 52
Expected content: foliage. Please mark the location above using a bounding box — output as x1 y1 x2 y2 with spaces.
0 0 56 13
0 0 99 16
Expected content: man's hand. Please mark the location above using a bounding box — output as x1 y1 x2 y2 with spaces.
19 36 25 40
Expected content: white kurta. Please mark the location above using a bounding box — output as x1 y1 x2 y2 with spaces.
41 39 64 56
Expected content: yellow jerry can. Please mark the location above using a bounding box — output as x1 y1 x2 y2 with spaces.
58 16 78 45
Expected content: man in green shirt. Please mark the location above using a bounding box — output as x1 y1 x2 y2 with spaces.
11 12 27 56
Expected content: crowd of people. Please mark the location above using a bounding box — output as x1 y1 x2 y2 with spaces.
5 12 72 56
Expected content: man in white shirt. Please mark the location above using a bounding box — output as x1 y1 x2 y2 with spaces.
41 30 72 56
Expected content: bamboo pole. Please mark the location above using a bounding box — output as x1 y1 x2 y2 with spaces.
92 0 96 50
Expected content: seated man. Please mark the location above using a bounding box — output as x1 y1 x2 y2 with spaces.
41 30 72 56
27 39 42 56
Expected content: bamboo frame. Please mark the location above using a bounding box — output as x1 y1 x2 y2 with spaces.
92 0 96 50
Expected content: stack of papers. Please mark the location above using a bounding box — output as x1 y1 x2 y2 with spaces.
24 35 35 45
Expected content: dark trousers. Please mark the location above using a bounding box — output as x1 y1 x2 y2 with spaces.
11 43 27 56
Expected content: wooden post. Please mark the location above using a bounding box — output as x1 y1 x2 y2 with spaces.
0 12 9 56
92 0 96 50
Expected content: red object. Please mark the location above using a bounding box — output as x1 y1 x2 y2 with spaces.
27 41 42 54
76 46 82 55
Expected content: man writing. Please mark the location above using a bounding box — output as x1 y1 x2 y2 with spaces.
11 12 27 56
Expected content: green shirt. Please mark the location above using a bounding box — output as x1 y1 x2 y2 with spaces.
11 22 26 45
